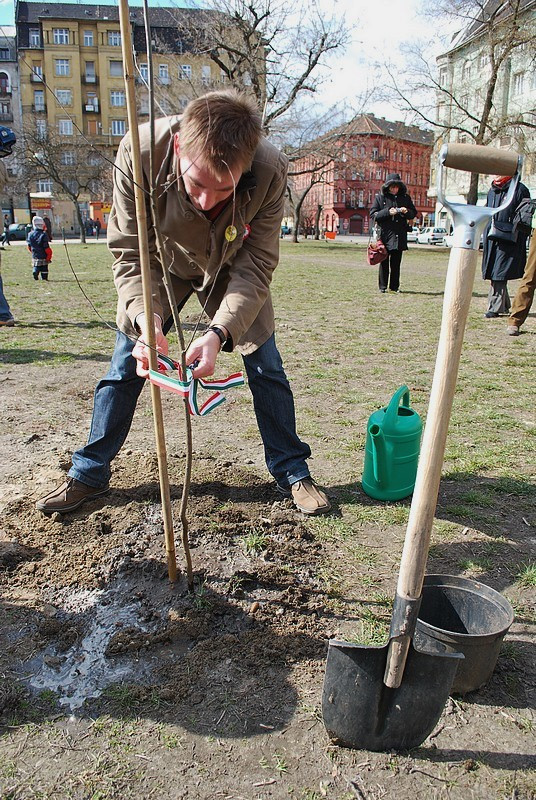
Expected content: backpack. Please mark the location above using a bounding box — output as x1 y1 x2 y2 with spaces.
512 197 536 237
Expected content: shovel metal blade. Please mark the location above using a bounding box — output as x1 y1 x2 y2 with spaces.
322 638 463 751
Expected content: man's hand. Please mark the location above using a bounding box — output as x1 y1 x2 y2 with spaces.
132 313 168 378
399 206 408 214
185 330 223 378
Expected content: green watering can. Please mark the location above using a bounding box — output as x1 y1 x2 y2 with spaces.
362 385 422 501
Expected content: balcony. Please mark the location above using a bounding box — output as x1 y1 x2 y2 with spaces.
82 75 98 85
157 76 170 85
31 72 44 83
0 87 12 96
84 102 99 113
32 104 46 113
0 112 13 122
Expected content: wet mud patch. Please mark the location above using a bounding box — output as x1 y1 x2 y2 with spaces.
0 458 331 724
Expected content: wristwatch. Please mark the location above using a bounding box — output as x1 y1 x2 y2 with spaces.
208 325 227 349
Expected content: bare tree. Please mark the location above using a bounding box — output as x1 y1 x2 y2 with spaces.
19 124 112 242
170 0 350 134
381 0 536 203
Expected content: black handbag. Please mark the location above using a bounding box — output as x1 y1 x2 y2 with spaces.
488 218 517 243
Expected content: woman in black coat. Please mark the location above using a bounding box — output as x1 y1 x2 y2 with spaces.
482 176 530 317
370 173 417 292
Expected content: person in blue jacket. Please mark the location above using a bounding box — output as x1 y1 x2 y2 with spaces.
27 216 52 280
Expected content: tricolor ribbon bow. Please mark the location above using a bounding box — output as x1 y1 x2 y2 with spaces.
148 353 245 417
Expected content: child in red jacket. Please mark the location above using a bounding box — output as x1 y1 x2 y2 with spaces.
27 216 52 280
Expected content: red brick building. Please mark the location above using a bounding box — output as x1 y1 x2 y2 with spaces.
292 114 435 235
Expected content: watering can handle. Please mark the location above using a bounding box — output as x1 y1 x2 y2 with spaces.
383 385 410 431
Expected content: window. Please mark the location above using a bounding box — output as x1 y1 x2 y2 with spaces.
513 72 524 96
55 59 70 77
86 92 98 110
352 145 357 158
139 63 148 81
161 99 172 114
36 119 47 139
29 28 41 47
178 64 192 80
220 69 226 83
65 178 79 193
462 61 471 81
85 61 96 82
201 65 211 85
31 63 43 81
37 178 53 192
351 168 357 180
333 190 338 203
56 89 72 106
59 119 73 135
0 49 9 60
358 190 364 207
372 147 378 159
360 145 366 156
439 67 447 87
108 31 121 46
406 153 412 163
111 119 126 136
109 60 123 77
110 90 125 106
478 52 489 69
34 89 45 111
350 190 356 207
399 152 403 162
376 168 382 179
158 64 169 83
84 30 94 47
53 28 69 45
333 168 338 180
61 151 75 165
341 189 346 203
140 94 149 114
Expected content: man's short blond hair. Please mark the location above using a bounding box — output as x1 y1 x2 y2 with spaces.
180 90 262 177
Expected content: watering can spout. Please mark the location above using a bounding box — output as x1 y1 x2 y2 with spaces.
370 425 389 488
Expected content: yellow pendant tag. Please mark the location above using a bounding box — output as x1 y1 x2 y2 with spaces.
225 225 237 242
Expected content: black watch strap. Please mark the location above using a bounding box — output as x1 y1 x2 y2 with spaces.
208 325 227 347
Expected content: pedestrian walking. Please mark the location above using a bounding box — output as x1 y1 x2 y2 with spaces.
27 216 52 280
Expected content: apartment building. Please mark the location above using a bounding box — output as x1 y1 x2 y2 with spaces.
14 2 227 231
293 114 434 236
430 0 536 226
0 26 23 220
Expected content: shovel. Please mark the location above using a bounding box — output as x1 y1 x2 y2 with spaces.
322 144 522 751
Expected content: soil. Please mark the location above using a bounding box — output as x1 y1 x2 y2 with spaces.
1 346 535 800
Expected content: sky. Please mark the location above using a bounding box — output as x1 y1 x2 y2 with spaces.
0 0 442 120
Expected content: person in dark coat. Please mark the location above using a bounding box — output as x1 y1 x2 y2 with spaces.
42 215 52 240
481 175 530 318
27 216 52 280
370 173 417 292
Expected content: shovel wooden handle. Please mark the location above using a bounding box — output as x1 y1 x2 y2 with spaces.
384 247 478 688
442 144 518 177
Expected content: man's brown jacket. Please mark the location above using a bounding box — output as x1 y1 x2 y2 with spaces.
107 116 288 355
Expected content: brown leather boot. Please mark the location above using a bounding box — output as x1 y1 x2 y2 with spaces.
290 479 331 515
36 477 109 514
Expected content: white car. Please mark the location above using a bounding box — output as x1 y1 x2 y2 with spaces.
407 226 419 242
416 227 448 245
441 233 454 247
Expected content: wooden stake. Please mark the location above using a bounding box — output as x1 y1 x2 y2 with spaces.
118 0 177 582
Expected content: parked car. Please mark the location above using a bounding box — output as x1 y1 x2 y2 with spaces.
416 227 447 245
280 224 292 235
407 226 420 242
441 233 454 247
8 223 30 240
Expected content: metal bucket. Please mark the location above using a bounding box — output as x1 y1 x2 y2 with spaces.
414 574 514 695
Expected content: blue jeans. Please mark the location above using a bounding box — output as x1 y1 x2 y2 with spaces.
69 330 311 490
0 273 13 321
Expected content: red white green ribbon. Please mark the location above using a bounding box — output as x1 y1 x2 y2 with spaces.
148 353 244 416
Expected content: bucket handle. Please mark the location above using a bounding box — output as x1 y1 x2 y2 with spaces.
383 384 410 431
